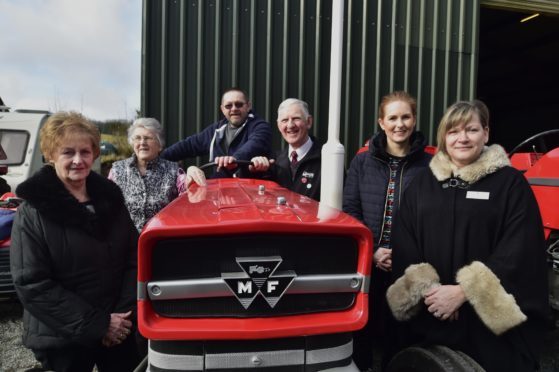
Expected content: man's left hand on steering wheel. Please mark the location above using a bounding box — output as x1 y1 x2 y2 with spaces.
214 156 238 171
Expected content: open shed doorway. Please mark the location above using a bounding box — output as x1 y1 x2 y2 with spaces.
477 6 559 151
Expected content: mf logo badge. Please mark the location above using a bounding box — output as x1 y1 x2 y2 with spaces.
222 256 296 309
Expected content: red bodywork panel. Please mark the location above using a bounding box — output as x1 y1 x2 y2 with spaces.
510 152 542 172
138 178 373 340
0 192 17 248
521 148 559 239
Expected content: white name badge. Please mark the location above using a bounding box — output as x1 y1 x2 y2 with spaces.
466 191 490 200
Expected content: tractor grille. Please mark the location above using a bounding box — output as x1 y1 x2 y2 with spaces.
150 234 359 317
0 248 15 298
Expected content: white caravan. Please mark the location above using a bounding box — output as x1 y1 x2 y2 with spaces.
0 109 51 192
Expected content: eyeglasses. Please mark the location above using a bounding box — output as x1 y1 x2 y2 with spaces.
132 135 156 143
223 102 246 110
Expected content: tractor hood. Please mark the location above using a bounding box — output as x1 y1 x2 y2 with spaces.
143 178 361 234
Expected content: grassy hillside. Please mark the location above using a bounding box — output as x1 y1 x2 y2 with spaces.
100 133 132 176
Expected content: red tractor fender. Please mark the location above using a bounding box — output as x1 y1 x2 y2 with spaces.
523 147 559 239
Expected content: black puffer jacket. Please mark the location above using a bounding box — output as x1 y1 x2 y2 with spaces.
342 131 431 249
11 166 138 350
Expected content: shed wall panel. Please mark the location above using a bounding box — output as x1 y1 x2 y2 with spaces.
142 0 479 165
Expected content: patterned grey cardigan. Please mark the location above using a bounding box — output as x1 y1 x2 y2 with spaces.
109 156 184 231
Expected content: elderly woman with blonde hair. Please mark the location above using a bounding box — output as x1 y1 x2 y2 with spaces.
11 111 141 371
109 117 205 231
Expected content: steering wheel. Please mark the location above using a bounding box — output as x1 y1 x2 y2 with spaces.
508 129 559 158
198 159 253 171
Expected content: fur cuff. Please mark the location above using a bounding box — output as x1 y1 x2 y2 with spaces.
387 263 440 321
456 261 526 335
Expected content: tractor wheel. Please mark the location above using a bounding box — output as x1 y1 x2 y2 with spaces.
385 345 485 372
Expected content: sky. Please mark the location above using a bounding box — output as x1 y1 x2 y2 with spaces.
0 0 141 122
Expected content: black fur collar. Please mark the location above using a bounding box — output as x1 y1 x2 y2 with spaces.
16 165 125 230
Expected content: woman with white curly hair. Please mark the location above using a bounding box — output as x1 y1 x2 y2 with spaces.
109 117 205 231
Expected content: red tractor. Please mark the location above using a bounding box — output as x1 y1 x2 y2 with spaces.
0 192 18 300
136 129 559 371
509 130 559 317
137 177 372 371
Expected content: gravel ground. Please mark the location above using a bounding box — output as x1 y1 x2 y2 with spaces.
1 300 558 372
541 320 559 372
0 300 41 372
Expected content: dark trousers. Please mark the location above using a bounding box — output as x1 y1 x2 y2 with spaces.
353 268 392 370
33 336 140 372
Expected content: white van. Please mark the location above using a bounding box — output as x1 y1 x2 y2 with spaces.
0 107 103 193
0 109 50 192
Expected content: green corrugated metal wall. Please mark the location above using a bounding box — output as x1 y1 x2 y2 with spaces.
142 0 479 165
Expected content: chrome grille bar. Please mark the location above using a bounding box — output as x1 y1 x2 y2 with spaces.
143 273 367 301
